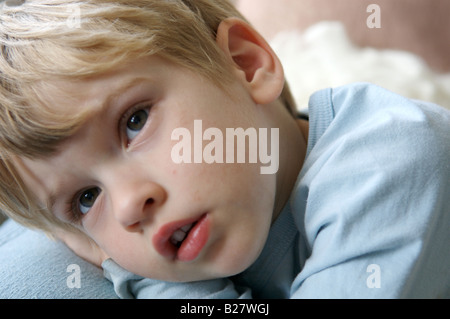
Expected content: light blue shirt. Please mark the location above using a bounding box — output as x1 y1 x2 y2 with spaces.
102 83 450 298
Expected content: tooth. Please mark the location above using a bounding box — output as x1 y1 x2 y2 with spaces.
171 229 187 243
180 224 193 232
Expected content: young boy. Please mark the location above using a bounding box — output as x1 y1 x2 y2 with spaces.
0 0 449 299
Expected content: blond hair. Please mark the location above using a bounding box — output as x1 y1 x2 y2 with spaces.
0 0 296 234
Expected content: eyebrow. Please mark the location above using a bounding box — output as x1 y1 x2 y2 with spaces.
76 77 150 127
99 77 149 112
48 191 63 219
13 156 61 217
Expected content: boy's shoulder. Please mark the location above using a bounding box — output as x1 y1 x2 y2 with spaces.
311 81 450 122
303 81 450 212
307 82 450 159
330 81 450 117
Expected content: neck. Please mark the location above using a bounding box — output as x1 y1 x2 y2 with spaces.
271 106 308 223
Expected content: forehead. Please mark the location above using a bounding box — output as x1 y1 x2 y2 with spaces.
40 70 137 116
38 55 174 116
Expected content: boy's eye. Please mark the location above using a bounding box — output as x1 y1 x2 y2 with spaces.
126 109 149 141
78 187 101 215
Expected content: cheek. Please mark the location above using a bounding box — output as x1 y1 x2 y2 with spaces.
203 169 276 276
205 204 273 278
182 163 275 209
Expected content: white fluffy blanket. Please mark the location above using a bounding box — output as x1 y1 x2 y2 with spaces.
270 22 450 111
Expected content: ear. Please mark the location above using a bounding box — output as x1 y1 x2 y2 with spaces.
216 18 285 105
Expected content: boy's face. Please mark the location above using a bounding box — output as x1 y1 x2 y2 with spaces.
19 55 284 281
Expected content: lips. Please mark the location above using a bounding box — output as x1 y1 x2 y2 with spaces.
152 213 210 262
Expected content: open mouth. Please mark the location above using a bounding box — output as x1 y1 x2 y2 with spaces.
170 223 195 247
153 213 210 262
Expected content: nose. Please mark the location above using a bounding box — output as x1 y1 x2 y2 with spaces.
108 172 167 232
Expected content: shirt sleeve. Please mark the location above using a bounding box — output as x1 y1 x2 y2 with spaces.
102 258 251 299
290 83 450 298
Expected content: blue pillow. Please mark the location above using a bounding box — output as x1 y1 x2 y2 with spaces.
0 219 117 299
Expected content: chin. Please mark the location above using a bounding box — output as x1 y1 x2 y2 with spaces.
203 242 264 280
